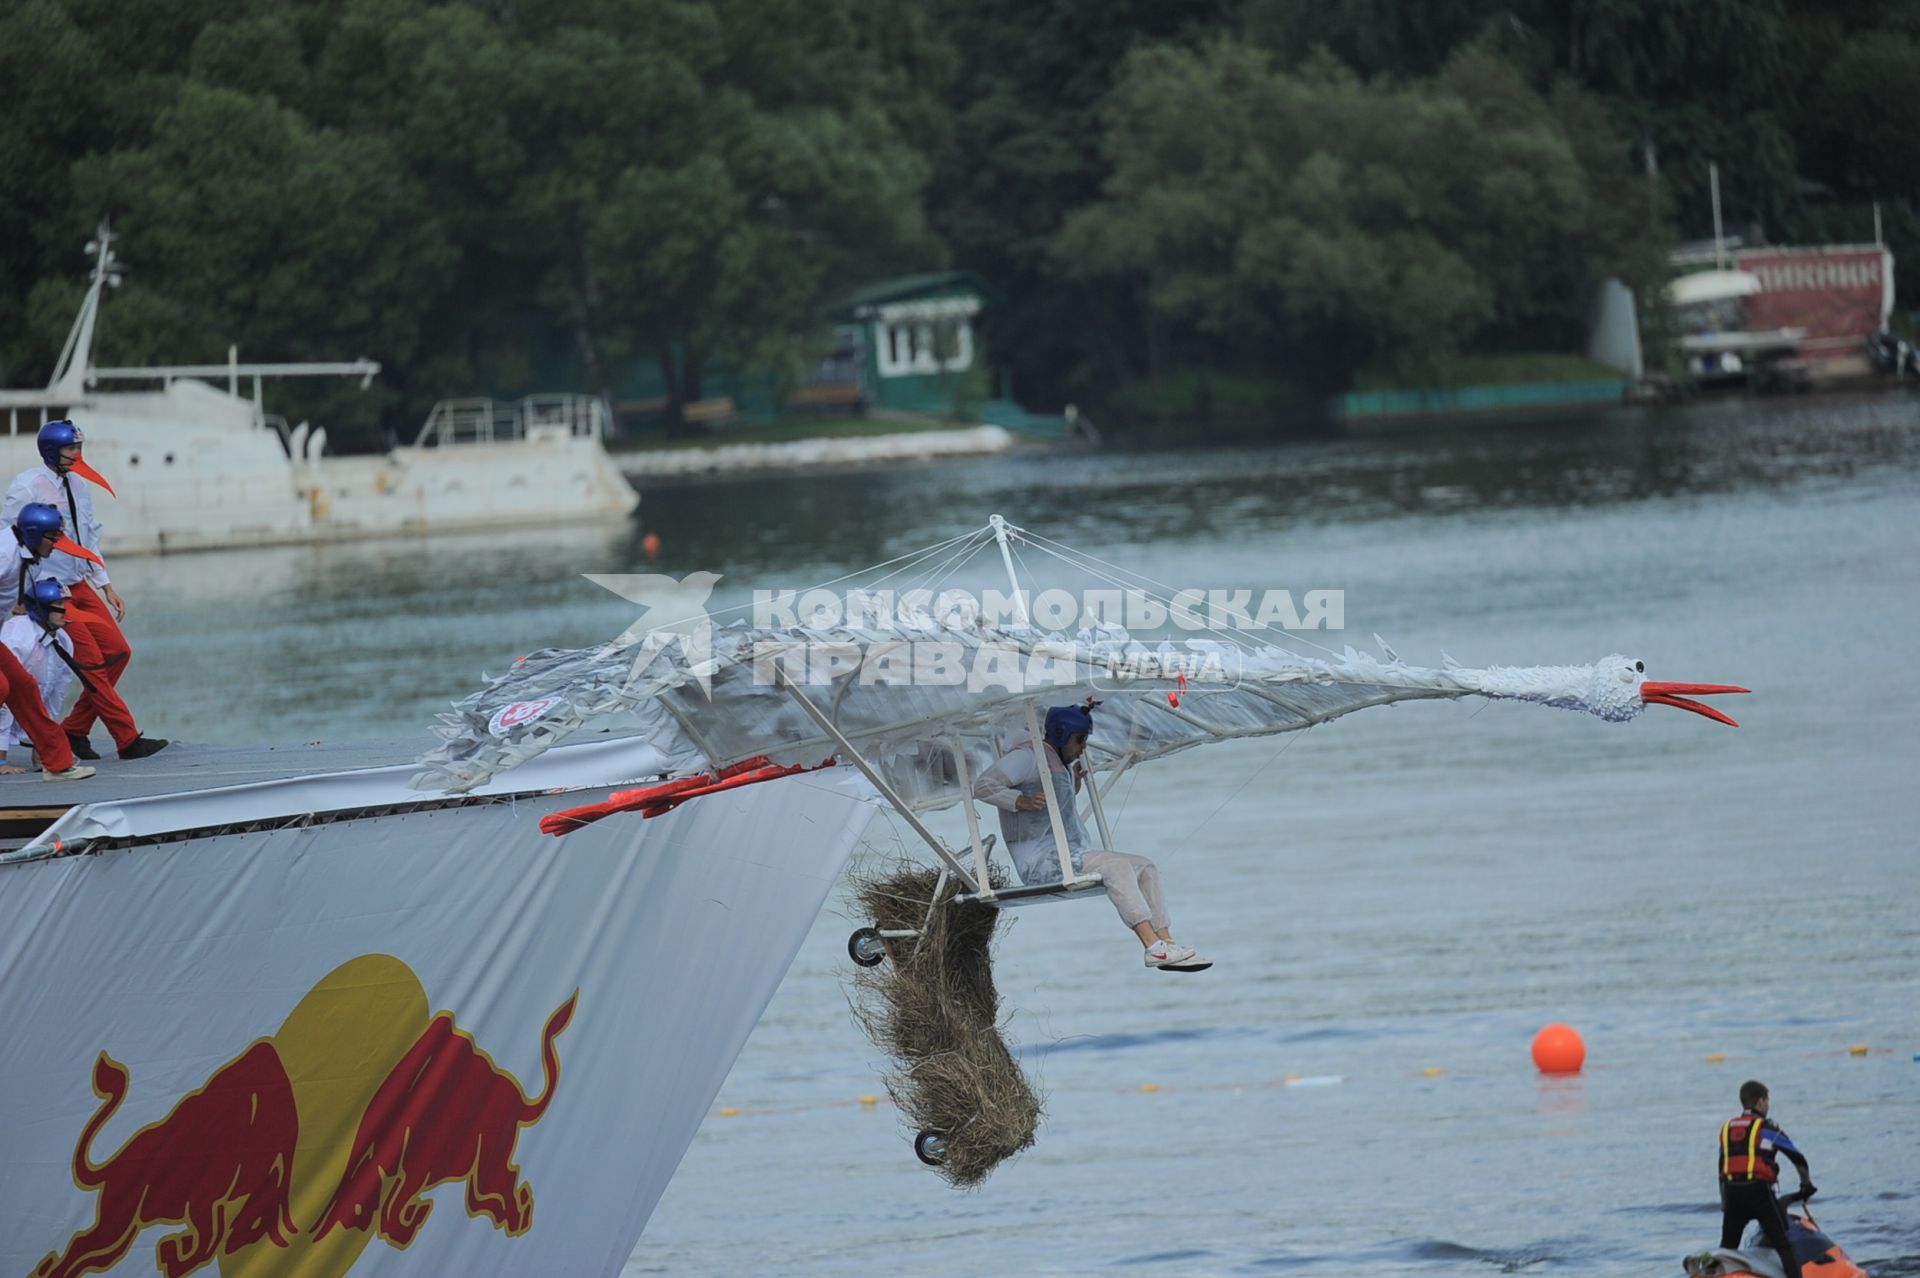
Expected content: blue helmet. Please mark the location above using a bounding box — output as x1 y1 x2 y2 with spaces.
1044 703 1094 752
23 578 68 628
37 419 83 471
14 502 63 554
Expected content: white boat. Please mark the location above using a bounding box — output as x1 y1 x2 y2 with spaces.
0 225 638 555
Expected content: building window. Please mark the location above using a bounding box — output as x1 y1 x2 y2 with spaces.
876 318 974 378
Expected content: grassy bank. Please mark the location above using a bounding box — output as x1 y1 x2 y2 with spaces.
1352 353 1623 391
1093 355 1625 438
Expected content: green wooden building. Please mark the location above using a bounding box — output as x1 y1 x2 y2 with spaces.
814 271 1003 415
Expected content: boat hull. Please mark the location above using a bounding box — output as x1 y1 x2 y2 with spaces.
0 775 870 1276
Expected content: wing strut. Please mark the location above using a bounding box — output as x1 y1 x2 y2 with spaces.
946 732 997 895
772 665 982 894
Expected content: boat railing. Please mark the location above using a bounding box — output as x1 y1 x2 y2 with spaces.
415 395 610 448
0 403 76 437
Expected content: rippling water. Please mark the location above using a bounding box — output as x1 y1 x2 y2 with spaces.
116 394 1918 1275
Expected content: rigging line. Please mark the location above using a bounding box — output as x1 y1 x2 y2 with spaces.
1110 753 1144 827
1008 530 1272 656
1024 534 1339 663
921 533 998 598
851 527 991 597
1011 533 1269 657
1018 528 1349 661
887 525 987 599
695 527 986 627
1182 725 1312 847
704 526 986 625
902 527 996 599
831 531 993 625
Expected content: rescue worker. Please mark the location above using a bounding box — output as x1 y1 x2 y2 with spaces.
2 420 166 759
1719 1080 1815 1278
972 702 1210 971
0 579 95 779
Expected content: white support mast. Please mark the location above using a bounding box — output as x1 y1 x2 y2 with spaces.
989 513 1029 626
47 222 121 401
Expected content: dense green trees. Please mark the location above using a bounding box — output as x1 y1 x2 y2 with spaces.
1054 43 1660 388
2 0 934 440
2 0 1915 439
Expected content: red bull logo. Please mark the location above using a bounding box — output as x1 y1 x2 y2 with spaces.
31 956 579 1278
311 995 577 1247
33 1044 298 1278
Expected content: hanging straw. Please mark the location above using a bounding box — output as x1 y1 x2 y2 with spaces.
847 864 1041 1187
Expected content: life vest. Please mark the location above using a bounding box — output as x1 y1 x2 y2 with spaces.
1719 1112 1779 1183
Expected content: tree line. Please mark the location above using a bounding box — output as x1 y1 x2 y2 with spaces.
4 0 1916 443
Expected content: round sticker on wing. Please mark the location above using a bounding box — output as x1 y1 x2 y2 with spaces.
489 697 558 735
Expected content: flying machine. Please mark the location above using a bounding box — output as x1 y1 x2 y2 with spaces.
415 514 1748 1171
419 514 1747 866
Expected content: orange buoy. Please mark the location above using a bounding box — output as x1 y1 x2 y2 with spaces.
642 532 662 559
1531 1023 1586 1074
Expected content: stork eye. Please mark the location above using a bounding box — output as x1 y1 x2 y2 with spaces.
1635 660 1644 673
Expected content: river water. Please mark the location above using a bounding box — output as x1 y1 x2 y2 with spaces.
117 394 1917 1275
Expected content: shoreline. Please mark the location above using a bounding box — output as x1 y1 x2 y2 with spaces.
615 424 1016 479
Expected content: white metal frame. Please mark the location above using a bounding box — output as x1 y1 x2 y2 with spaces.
827 517 1141 934
773 665 981 894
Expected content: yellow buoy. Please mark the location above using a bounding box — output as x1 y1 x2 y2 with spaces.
1422 1067 1444 1077
1849 1044 1869 1056
718 1106 740 1117
1705 1053 1726 1063
858 1094 880 1106
1139 1082 1160 1093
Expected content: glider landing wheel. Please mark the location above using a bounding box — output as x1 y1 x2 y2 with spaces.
914 1130 948 1167
848 927 887 968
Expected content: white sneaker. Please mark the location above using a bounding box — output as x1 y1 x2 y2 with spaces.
1144 940 1197 968
46 765 95 781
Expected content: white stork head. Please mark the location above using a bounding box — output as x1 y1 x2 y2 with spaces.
1477 653 1749 725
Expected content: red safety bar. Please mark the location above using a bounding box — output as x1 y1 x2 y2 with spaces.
540 755 839 836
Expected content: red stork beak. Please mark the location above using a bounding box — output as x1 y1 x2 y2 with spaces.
1639 681 1749 727
68 455 116 498
51 534 104 567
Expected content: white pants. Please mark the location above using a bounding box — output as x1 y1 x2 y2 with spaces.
1080 850 1168 932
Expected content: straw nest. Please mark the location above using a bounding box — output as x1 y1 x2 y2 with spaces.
848 863 1041 1188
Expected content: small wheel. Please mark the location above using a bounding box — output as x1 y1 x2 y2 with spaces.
848 926 886 967
914 1129 948 1166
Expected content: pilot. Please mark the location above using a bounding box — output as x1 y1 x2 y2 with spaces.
1719 1079 1815 1278
2 420 166 759
973 702 1209 971
0 580 96 780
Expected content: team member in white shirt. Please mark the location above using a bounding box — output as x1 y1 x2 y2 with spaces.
972 702 1210 971
2 502 101 609
0 580 95 779
2 420 165 760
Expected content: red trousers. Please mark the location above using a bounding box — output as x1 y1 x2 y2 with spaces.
0 645 74 772
60 580 138 749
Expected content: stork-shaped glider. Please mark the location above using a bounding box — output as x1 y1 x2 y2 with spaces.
415 516 1746 908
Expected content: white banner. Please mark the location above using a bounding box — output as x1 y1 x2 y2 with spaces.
0 773 872 1277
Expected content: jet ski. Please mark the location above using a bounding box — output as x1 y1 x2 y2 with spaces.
1682 1190 1867 1277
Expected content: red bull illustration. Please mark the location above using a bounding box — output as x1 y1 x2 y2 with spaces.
33 1043 298 1278
30 956 579 1278
311 992 579 1247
